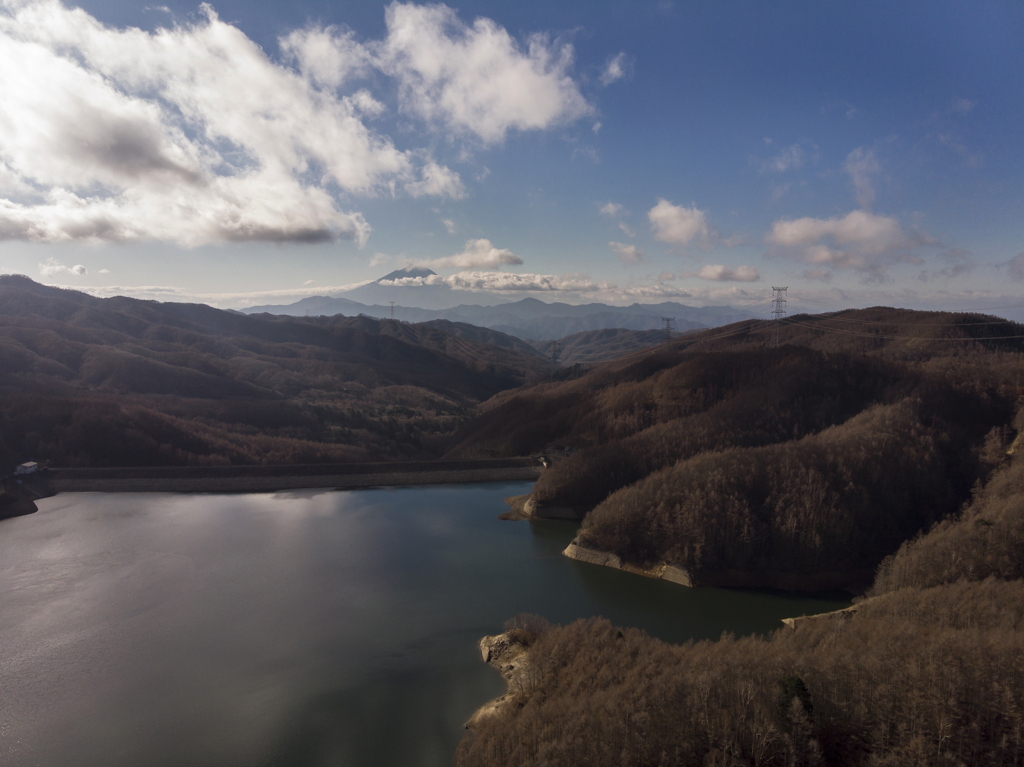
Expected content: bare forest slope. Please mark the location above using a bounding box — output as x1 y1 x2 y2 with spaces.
459 448 1024 767
0 276 552 468
447 307 1024 589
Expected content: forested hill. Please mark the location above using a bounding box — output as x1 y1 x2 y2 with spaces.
0 276 552 468
446 306 1024 591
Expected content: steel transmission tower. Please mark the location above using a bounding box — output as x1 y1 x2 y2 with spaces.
389 301 396 320
770 287 788 348
661 317 675 347
548 339 561 362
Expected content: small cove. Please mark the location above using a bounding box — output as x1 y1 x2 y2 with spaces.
0 482 849 767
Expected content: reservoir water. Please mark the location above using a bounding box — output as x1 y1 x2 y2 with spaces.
0 482 848 766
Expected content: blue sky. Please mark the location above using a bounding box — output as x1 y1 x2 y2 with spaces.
1 0 1022 315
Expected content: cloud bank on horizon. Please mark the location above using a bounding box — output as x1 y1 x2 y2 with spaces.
0 0 1020 313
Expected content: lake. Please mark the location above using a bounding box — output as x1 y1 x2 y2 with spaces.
0 482 848 766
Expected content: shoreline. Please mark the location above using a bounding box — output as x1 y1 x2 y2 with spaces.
49 467 541 493
33 458 542 494
464 632 532 732
563 536 870 594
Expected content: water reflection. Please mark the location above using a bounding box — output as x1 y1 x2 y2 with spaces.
0 483 848 767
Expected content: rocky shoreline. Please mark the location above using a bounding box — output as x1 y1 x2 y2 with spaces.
562 537 694 585
498 493 581 521
563 536 871 593
464 632 533 731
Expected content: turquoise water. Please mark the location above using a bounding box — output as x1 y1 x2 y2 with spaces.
0 483 848 766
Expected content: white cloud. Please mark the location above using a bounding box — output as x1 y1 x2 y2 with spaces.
279 25 372 89
303 279 315 285
845 147 880 208
599 202 623 217
99 268 110 274
38 257 86 276
377 270 607 292
368 252 391 268
377 3 592 144
609 241 644 263
647 199 709 246
599 52 631 86
763 144 803 173
592 121 601 134
444 271 607 292
696 264 759 282
618 222 636 238
404 161 466 199
0 1 587 247
415 238 523 269
441 218 457 234
0 1 422 246
767 209 935 280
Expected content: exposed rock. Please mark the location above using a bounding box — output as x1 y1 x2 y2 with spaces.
562 538 694 587
781 603 861 630
499 493 581 521
465 632 533 731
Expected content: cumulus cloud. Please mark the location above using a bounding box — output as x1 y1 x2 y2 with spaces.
767 209 935 280
599 52 631 86
619 222 636 238
609 241 644 263
845 147 880 208
599 202 623 217
404 161 466 199
441 218 457 234
763 144 803 173
377 3 592 143
648 199 709 246
415 239 522 269
696 265 759 282
38 257 86 276
279 25 372 89
0 1 418 246
0 1 589 246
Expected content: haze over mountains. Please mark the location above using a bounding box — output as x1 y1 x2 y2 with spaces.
243 268 756 342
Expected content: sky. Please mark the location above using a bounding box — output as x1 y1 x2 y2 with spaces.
1 0 1023 317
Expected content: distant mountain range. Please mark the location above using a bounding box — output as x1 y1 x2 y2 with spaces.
244 268 758 341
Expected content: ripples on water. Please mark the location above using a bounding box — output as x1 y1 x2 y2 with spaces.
0 483 848 767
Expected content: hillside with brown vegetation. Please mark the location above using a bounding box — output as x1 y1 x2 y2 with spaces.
527 327 670 364
0 275 552 468
447 307 1024 589
458 449 1024 767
